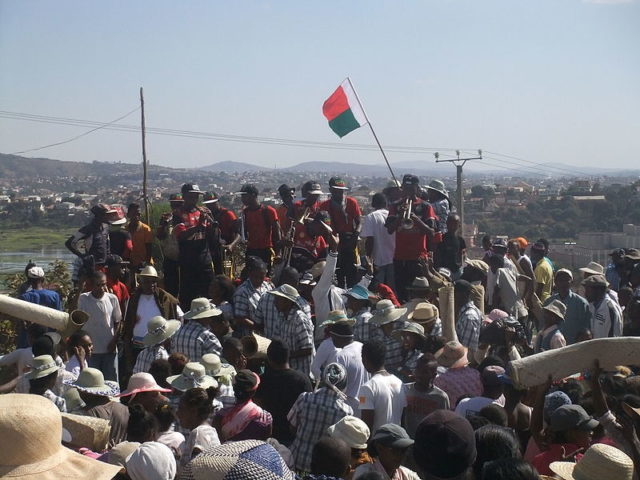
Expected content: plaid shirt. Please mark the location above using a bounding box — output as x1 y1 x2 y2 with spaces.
132 344 169 374
353 309 381 344
288 388 353 472
254 291 311 340
403 349 423 373
171 320 221 362
383 326 404 373
233 279 274 337
278 308 315 377
456 301 482 351
43 389 67 413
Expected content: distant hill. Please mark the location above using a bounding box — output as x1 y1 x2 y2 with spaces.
200 161 271 173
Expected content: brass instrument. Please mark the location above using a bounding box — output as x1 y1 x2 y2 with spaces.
221 245 234 278
240 211 247 242
401 198 414 229
296 206 311 225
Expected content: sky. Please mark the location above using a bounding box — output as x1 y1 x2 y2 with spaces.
1 0 639 174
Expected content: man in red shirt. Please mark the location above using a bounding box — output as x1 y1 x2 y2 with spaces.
105 254 130 317
291 181 324 247
238 184 281 270
320 177 362 288
386 174 436 301
289 211 329 274
276 184 296 237
203 191 239 276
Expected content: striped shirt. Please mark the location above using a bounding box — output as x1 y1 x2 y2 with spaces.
132 344 169 374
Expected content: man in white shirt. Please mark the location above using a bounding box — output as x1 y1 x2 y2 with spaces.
454 365 506 419
583 275 622 339
78 271 121 382
358 339 406 433
360 193 396 290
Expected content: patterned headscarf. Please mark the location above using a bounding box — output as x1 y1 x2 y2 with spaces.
322 363 348 401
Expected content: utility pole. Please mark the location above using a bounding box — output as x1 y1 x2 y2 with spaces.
140 87 150 224
434 149 482 236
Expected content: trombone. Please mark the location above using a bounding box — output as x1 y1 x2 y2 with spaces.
401 198 414 229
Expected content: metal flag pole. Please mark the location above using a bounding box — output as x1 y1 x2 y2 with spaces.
346 77 399 185
140 87 150 224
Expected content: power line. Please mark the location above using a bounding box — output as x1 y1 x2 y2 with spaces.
8 107 140 155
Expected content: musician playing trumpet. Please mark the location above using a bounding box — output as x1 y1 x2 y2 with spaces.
202 191 240 276
385 174 437 301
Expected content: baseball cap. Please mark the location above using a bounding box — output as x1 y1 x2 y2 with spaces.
402 174 420 186
514 237 528 249
168 193 183 202
202 192 219 204
371 424 414 449
550 405 599 432
303 181 323 195
329 177 349 190
555 268 574 280
481 365 506 387
236 184 259 196
106 254 130 267
278 184 295 195
181 183 203 195
492 238 508 249
90 203 116 217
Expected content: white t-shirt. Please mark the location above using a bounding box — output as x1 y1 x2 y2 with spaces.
311 338 339 381
454 395 505 419
331 341 370 413
358 372 406 433
133 294 162 339
360 209 395 267
78 292 122 354
65 355 88 380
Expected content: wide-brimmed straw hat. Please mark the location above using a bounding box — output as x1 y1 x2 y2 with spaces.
550 443 634 480
142 315 181 346
371 300 407 326
65 367 120 397
138 265 159 278
0 394 121 480
326 416 370 450
200 354 236 378
118 373 172 398
436 341 469 368
407 302 439 324
465 259 489 275
268 284 300 303
184 297 223 321
320 310 357 327
406 276 430 291
579 261 604 276
25 354 60 380
61 413 111 452
392 322 426 340
425 179 449 199
166 362 218 392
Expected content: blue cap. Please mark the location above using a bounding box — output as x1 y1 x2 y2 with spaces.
345 285 370 301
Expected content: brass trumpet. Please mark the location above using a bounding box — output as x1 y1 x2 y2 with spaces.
296 206 312 225
401 198 414 229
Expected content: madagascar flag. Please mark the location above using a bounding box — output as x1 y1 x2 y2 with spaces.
322 79 368 138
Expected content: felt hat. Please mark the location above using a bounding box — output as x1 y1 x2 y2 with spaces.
184 297 223 321
202 192 220 204
106 254 129 267
138 265 159 278
26 266 45 279
200 354 236 378
436 341 469 369
550 443 633 480
543 299 567 322
371 423 414 449
425 179 449 199
166 362 218 392
326 416 370 450
392 322 425 340
406 276 430 291
308 260 326 279
268 284 300 303
581 274 609 288
126 442 176 480
579 261 604 276
118 372 172 397
65 367 119 397
371 300 407 326
142 315 181 347
0 394 121 480
25 354 60 380
344 284 370 301
329 177 349 190
465 259 489 275
182 440 296 480
61 413 111 452
407 302 439 324
320 310 357 327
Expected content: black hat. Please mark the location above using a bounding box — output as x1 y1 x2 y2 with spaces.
90 203 116 217
402 174 420 186
236 184 259 196
302 181 323 195
414 410 476 478
278 184 295 195
106 254 129 267
181 183 203 195
330 322 354 337
454 279 473 294
371 424 414 449
492 238 508 249
550 405 599 432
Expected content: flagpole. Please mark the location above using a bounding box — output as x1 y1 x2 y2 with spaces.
346 77 399 185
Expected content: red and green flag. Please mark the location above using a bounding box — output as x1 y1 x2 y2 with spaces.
322 79 368 138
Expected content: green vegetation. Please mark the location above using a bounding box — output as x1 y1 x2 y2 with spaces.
0 226 76 250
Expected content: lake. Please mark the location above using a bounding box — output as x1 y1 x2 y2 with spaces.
0 248 76 274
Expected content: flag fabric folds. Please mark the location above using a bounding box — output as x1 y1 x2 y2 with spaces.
322 79 368 138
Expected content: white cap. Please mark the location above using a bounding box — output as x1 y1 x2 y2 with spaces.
27 266 45 279
126 442 176 480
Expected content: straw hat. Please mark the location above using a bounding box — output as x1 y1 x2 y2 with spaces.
200 354 236 378
371 300 407 326
268 284 300 303
392 322 426 340
0 394 121 480
407 302 439 324
425 179 449 199
406 276 430 291
118 372 172 397
543 299 567 322
326 415 370 450
65 367 120 397
63 387 85 412
464 259 489 275
436 341 469 369
166 362 218 392
184 297 223 321
25 354 60 380
550 443 633 480
61 413 111 452
142 315 181 346
320 310 357 327
579 261 604 276
138 265 159 278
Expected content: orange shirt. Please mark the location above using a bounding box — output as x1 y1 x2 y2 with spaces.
128 221 154 267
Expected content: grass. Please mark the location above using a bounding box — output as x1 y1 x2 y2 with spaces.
0 226 76 251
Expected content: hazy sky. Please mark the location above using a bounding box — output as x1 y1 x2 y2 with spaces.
1 0 639 174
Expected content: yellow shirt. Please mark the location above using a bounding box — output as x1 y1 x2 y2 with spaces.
129 221 154 267
534 259 553 302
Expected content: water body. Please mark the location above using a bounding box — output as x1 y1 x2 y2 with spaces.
0 248 76 274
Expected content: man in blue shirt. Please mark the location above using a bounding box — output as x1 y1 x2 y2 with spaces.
543 268 590 345
18 266 62 311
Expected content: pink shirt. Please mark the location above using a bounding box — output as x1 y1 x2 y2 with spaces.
433 366 483 409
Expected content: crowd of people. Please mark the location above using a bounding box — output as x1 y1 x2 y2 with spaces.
2 174 640 480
